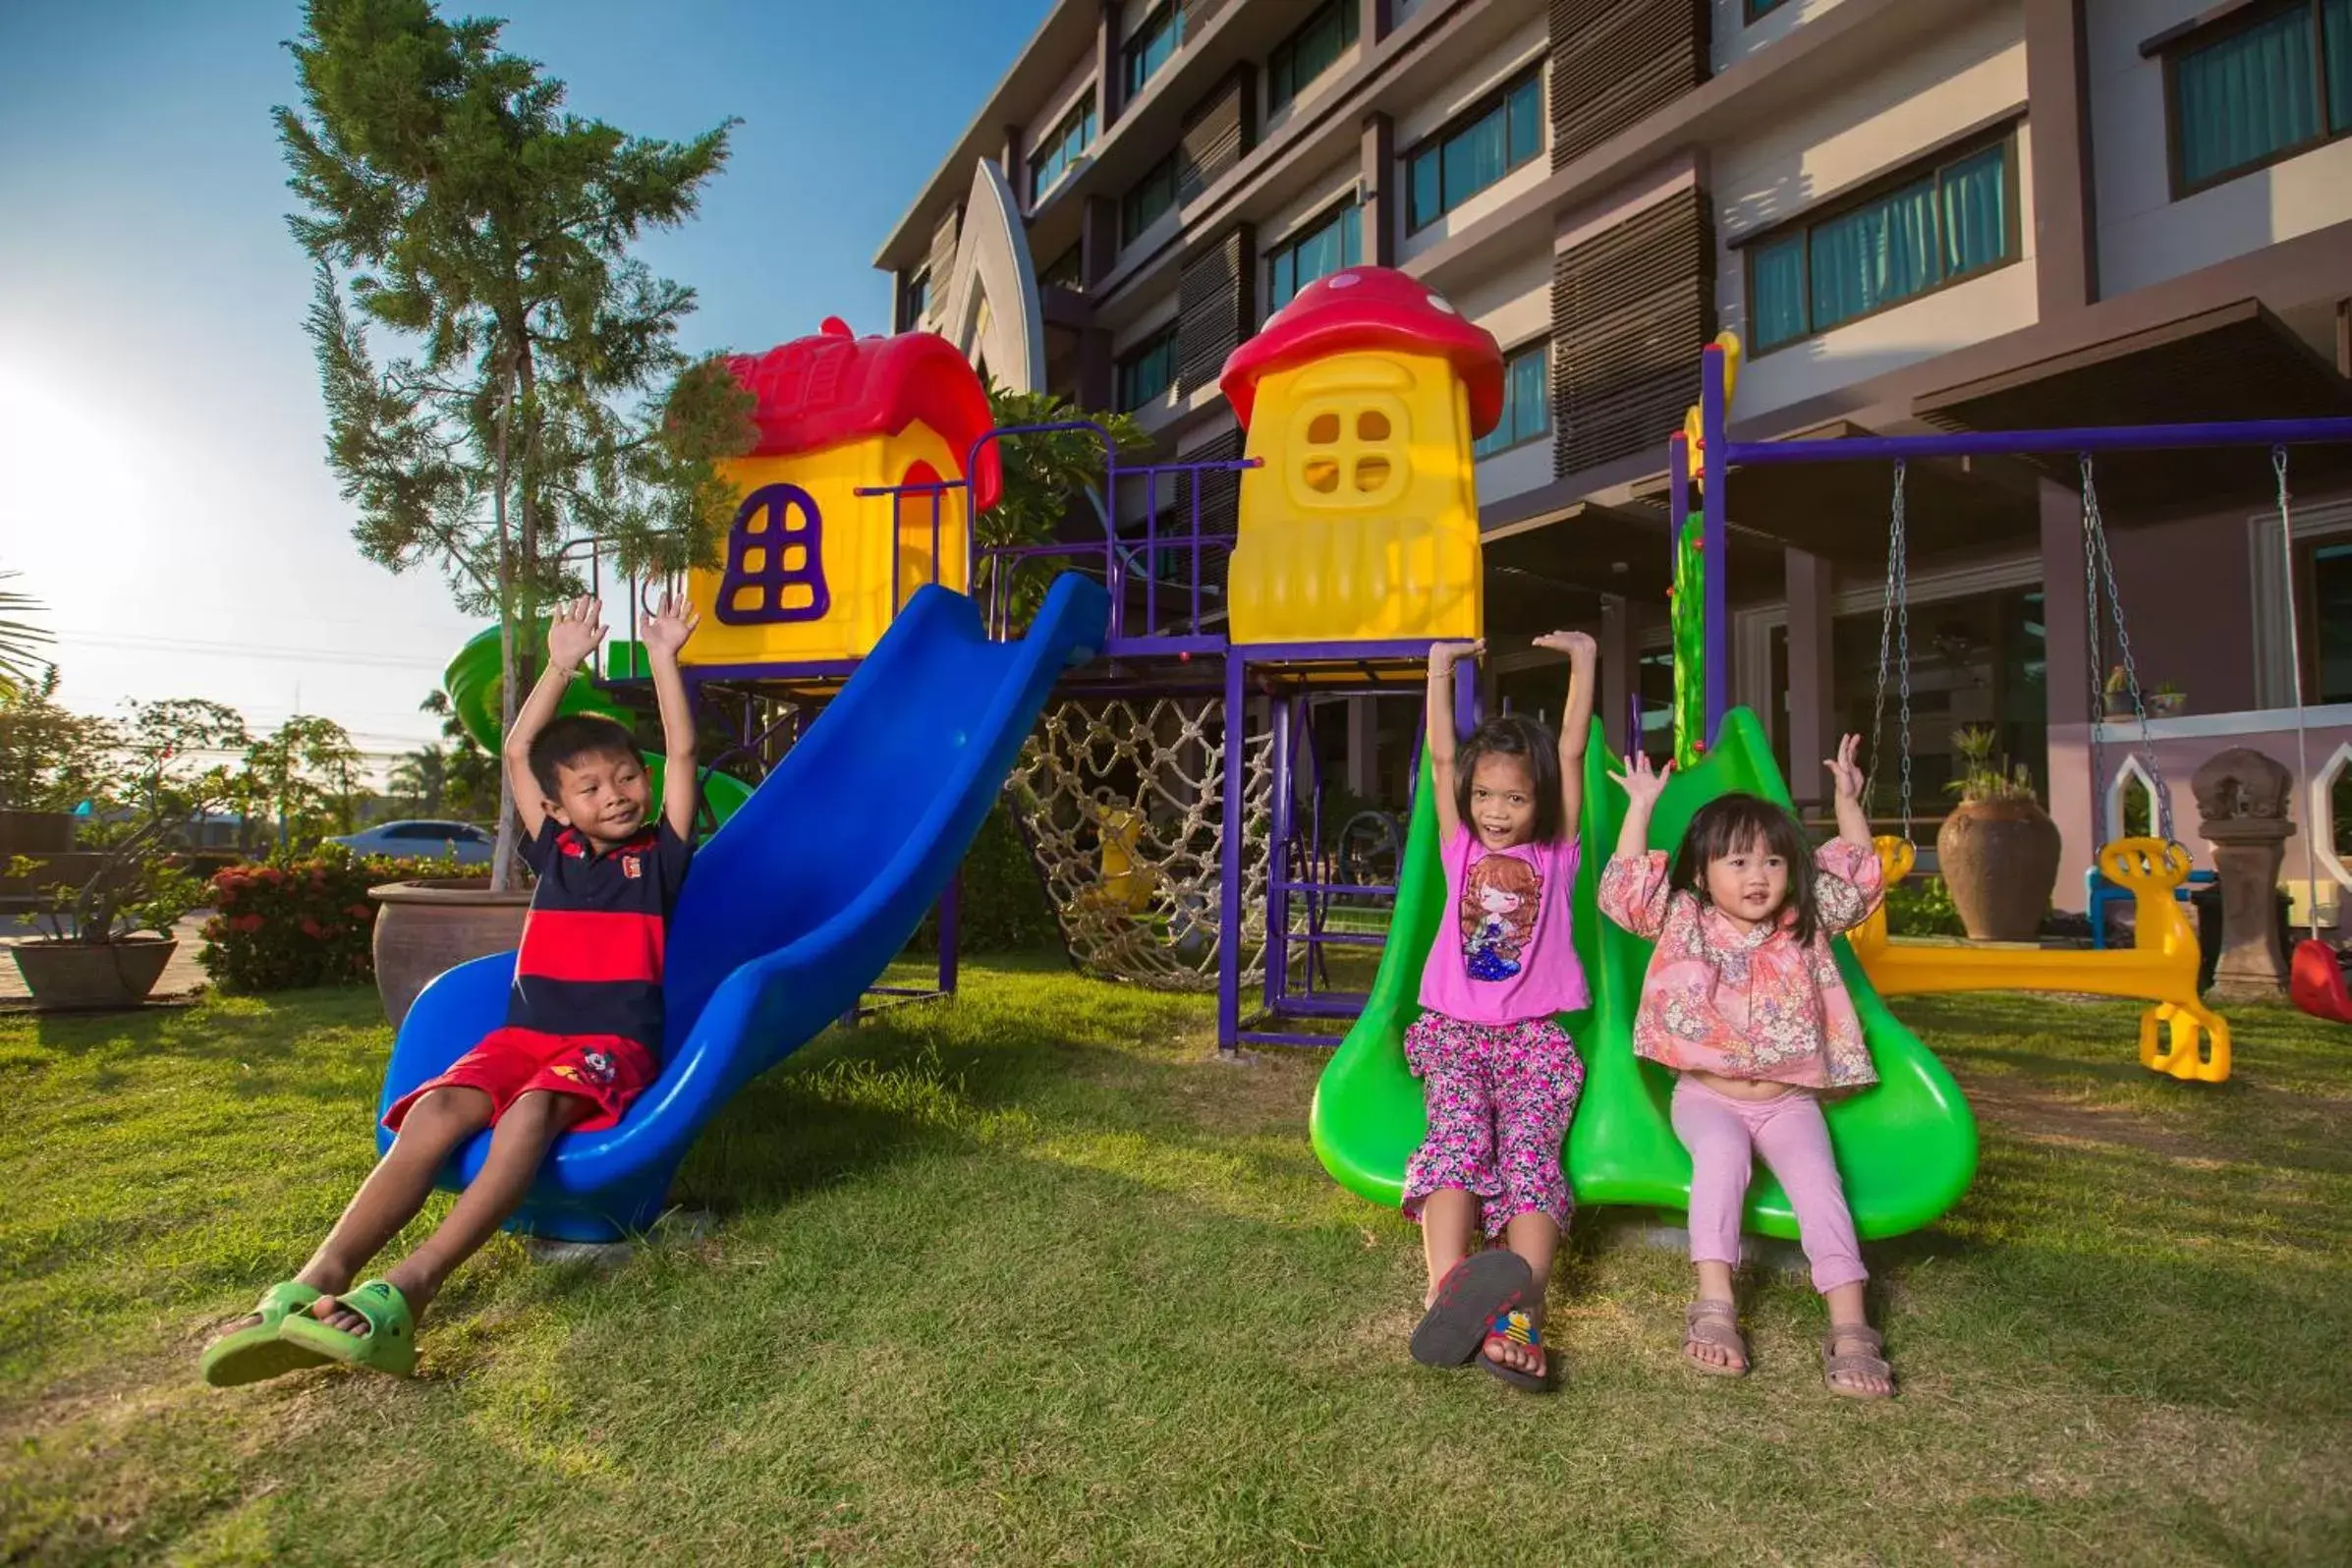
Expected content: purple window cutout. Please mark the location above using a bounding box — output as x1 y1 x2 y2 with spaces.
715 482 831 625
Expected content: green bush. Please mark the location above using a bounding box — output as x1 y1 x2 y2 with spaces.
198 846 457 992
911 803 1058 955
1883 875 1966 937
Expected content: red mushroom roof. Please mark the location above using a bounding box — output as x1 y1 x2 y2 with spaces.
1219 266 1506 438
725 318 1001 510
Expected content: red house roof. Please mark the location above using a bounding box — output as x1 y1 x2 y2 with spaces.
725 319 1001 510
1219 266 1506 438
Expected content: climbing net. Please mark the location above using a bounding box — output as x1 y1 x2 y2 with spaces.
1005 697 1273 991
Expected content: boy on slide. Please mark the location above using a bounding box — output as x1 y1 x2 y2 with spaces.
201 592 701 1383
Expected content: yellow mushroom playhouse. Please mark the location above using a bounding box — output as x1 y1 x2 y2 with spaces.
1218 265 1503 646
683 317 1002 670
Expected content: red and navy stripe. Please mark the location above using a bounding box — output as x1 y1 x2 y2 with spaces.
508 819 694 1050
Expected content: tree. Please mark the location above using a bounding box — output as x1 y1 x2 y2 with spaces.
123 699 250 820
279 0 754 886
419 688 500 822
388 743 449 815
244 715 364 847
0 666 120 813
980 383 1151 628
0 570 53 701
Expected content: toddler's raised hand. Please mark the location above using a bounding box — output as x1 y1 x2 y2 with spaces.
1824 733 1867 803
1430 639 1485 669
1533 631 1596 661
642 586 700 657
545 595 605 672
1608 750 1673 807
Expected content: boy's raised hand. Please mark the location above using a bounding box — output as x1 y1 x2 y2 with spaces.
1824 733 1867 803
642 586 700 658
1608 750 1673 807
544 595 605 672
1533 631 1596 661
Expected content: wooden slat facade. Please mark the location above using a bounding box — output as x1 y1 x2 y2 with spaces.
1549 0 1709 170
1176 68 1253 205
1178 223 1255 397
1552 185 1714 476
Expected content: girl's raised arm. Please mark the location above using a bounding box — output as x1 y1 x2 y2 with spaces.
1426 640 1482 844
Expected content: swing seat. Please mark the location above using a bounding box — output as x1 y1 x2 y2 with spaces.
2290 938 2352 1025
1850 838 2230 1083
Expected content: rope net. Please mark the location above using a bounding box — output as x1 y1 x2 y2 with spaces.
1005 697 1274 990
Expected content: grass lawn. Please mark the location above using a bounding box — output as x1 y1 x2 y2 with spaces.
4 962 2349 1565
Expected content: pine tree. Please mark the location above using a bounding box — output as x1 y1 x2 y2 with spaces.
278 0 752 885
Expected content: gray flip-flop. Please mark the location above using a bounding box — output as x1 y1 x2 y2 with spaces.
1410 1250 1532 1368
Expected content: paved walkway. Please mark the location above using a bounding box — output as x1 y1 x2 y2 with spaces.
0 914 214 1001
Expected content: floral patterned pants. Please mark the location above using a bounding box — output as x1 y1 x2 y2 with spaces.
1401 1012 1584 1237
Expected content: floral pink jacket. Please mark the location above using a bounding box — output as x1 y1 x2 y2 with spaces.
1596 839 1884 1089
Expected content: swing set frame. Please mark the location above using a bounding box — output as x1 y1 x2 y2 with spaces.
1669 341 2352 1082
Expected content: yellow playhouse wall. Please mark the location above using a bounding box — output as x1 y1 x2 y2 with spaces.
1226 350 1484 645
683 422 971 667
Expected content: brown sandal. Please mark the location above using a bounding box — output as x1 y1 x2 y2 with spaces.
1681 1300 1748 1376
1822 1323 1894 1399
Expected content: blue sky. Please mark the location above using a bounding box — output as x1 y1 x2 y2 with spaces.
0 0 1045 766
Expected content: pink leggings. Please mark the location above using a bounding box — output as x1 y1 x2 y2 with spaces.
1670 1076 1867 1294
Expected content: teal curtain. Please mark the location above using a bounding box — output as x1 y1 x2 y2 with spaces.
1474 347 1548 458
2327 0 2352 132
1408 149 1440 230
1939 144 2007 275
2176 7 2319 187
1810 176 1936 330
1750 235 1807 350
1507 78 1542 167
1442 112 1508 213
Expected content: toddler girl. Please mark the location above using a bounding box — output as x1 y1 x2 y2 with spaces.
1403 634 1595 1393
1596 737 1896 1399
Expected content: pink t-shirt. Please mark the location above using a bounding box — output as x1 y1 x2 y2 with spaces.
1417 825 1591 1025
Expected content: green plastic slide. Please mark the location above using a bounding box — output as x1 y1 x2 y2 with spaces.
1309 707 1977 1241
443 625 755 829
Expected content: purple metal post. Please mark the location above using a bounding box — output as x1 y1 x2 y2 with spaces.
1217 648 1247 1054
1263 693 1293 1017
1718 415 2352 466
1626 692 1643 758
1701 348 1729 740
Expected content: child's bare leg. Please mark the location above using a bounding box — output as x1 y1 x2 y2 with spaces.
310 1090 591 1334
207 1087 491 1341
1484 1210 1558 1375
1420 1188 1480 1305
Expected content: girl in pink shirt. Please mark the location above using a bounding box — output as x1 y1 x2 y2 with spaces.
1596 736 1896 1399
1403 634 1595 1394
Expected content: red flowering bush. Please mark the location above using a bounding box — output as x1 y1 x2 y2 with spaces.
198 846 462 992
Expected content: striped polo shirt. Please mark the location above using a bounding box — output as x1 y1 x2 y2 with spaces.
509 816 696 1051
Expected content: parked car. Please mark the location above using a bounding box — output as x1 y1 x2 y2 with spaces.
329 819 495 865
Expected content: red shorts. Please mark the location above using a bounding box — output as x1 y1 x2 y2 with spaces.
382 1027 657 1135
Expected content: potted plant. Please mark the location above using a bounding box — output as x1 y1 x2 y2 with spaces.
1935 726 2062 943
2102 665 2135 719
2149 681 2186 717
7 809 206 1009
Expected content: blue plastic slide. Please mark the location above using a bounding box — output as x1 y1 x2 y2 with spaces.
377 576 1109 1241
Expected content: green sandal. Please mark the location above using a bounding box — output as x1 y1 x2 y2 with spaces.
276 1279 419 1378
200 1280 329 1387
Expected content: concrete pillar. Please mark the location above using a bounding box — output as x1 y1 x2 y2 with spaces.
2025 0 2098 313
1346 697 1379 798
1360 112 1395 267
1362 0 1392 48
1599 594 1635 754
1785 548 1835 812
2043 477 2094 911
1097 0 1122 129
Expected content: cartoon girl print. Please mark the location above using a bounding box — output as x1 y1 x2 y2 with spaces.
1460 853 1542 982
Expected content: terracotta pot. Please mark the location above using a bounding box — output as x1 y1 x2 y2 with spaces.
1936 799 2062 942
368 878 532 1031
9 937 177 1010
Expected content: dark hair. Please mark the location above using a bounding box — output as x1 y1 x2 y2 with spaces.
1669 792 1821 943
1453 713 1565 844
528 713 643 798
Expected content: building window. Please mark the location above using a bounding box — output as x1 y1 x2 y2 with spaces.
1473 340 1550 459
1269 0 1359 113
1124 2 1184 99
1122 155 1179 247
1745 132 2018 354
1405 67 1543 232
1030 96 1097 205
899 268 929 329
1117 327 1179 410
1746 0 1794 20
1265 199 1361 310
2162 0 2352 195
1039 243 1085 293
1827 585 2047 815
2304 538 2352 701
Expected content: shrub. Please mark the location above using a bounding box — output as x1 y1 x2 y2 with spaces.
909 803 1058 956
1883 875 1965 937
199 846 459 992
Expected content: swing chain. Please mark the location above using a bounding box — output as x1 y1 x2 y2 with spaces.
1869 461 1914 841
2081 454 2172 844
